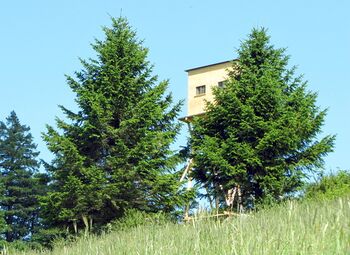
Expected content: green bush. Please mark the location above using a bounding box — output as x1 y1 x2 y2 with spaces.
304 170 350 200
30 227 74 249
106 209 171 232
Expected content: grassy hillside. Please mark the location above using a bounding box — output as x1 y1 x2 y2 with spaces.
11 197 350 255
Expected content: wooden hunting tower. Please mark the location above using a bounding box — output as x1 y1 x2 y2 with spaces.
179 60 243 219
180 60 232 122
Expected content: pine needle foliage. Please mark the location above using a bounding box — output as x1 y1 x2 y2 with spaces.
41 17 186 231
0 111 42 242
190 28 335 208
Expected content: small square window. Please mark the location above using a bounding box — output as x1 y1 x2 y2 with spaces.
196 85 206 95
218 81 226 88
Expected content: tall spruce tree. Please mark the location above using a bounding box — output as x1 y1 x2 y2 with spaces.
0 183 7 241
41 17 186 231
0 111 42 242
190 28 335 209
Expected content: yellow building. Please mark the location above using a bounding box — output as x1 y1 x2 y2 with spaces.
181 60 233 122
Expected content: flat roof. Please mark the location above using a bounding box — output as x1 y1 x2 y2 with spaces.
185 60 236 72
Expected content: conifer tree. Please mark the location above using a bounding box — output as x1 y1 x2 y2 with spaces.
0 183 7 241
0 111 42 242
42 17 186 231
190 28 335 209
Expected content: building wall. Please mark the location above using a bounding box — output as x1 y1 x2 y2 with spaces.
187 61 232 117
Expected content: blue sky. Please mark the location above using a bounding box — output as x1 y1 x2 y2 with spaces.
1 0 349 172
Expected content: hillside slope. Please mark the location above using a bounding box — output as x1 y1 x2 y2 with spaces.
13 197 350 255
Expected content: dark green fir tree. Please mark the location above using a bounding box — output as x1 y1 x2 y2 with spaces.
0 182 7 241
41 17 186 232
190 28 335 209
0 111 42 242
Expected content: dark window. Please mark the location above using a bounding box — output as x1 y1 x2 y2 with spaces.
218 81 226 88
196 85 206 95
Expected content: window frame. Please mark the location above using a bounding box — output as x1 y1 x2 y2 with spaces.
195 85 206 96
218 80 226 88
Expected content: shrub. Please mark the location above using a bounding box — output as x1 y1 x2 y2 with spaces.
105 209 171 232
304 170 350 200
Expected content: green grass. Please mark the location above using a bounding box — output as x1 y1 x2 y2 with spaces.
11 197 350 255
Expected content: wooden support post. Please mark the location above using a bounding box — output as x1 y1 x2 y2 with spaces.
180 158 193 182
180 121 195 222
72 219 78 234
237 185 243 214
89 217 93 232
205 186 214 211
215 183 220 219
180 158 193 221
82 215 89 236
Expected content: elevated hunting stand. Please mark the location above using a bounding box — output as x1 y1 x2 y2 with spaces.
179 61 243 221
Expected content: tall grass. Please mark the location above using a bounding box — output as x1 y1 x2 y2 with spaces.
12 196 350 255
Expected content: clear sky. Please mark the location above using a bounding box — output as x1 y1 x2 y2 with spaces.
1 1 349 173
